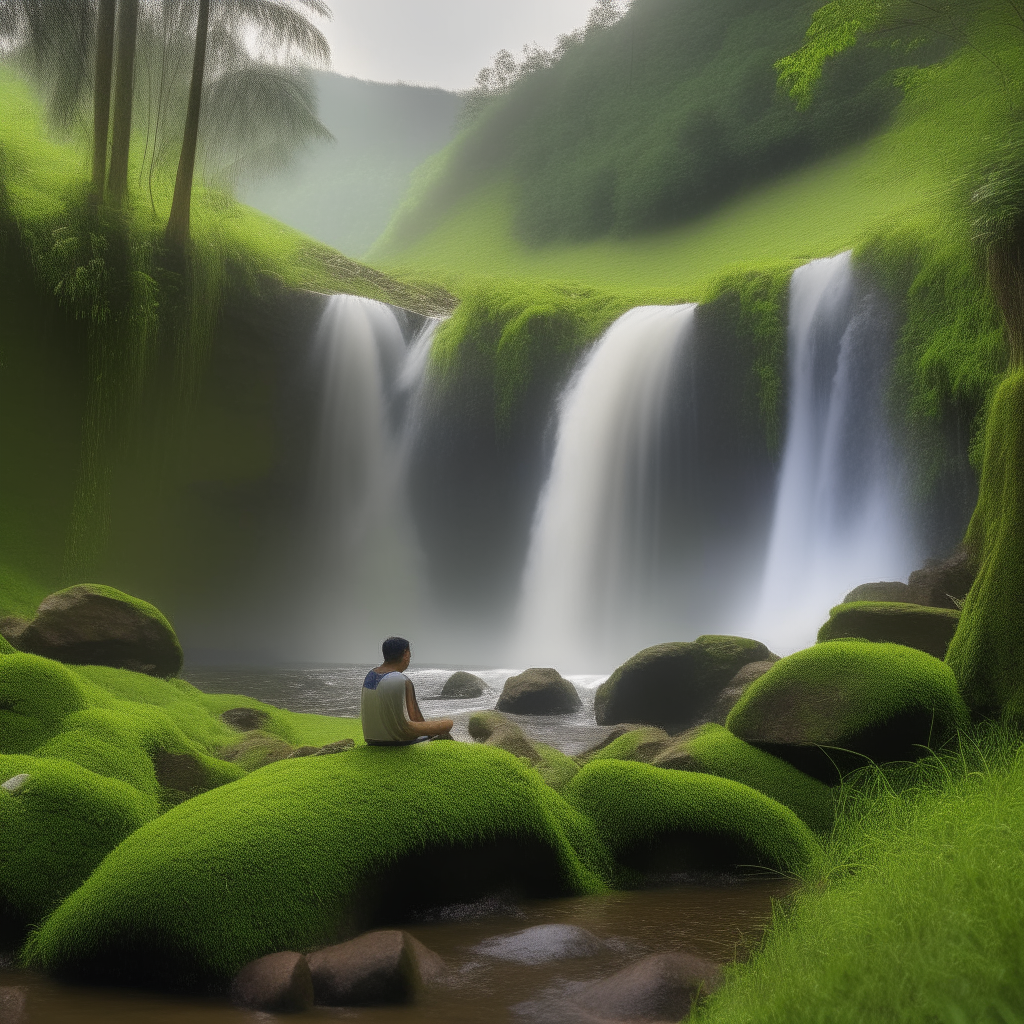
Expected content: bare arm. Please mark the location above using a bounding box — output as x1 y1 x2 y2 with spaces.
405 679 453 738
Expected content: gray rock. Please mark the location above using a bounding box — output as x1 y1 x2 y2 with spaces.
313 739 356 756
572 951 721 1021
475 924 607 965
307 929 443 1006
703 658 778 725
496 668 582 715
440 670 486 698
230 950 314 1012
14 584 183 678
818 602 960 659
843 581 914 604
0 987 28 1024
221 707 269 731
595 636 774 730
1 774 29 795
908 546 976 609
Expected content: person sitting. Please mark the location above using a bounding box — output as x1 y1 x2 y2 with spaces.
361 636 454 745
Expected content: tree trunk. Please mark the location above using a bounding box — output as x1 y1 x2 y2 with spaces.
91 0 117 202
107 0 139 204
165 0 210 251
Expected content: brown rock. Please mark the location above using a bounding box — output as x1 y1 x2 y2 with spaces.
151 750 207 794
313 739 356 756
307 929 444 1006
0 616 29 646
221 707 270 731
219 732 294 770
0 987 28 1024
702 659 778 725
230 951 314 1012
818 602 960 659
287 745 320 758
572 951 721 1021
468 711 541 762
497 668 582 715
908 546 976 609
843 581 914 604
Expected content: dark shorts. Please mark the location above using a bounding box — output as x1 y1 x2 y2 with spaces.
365 736 430 746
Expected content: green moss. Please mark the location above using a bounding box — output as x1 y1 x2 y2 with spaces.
218 731 295 772
662 724 835 833
817 601 960 659
0 634 15 656
0 653 87 754
584 726 672 764
23 742 612 989
0 754 157 932
946 369 1024 721
534 743 582 791
728 640 968 748
563 759 820 875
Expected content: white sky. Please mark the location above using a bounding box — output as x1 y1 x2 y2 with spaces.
323 0 598 92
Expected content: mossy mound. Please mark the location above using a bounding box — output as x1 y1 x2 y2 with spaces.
817 601 960 659
583 726 672 764
1 653 88 753
727 641 968 782
0 633 15 655
219 731 295 771
0 754 157 936
947 370 1024 721
595 636 773 729
563 759 818 876
468 710 580 791
652 724 835 833
23 743 612 990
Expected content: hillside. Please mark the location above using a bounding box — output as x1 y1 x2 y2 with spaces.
238 73 462 258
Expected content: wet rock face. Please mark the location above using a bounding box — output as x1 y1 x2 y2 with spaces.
307 930 443 1006
475 924 607 965
441 670 486 698
818 602 960 659
10 585 183 678
220 707 269 731
230 951 314 1012
908 546 976 609
595 636 773 730
572 951 721 1022
497 668 582 715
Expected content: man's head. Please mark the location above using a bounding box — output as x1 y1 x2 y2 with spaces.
382 635 411 669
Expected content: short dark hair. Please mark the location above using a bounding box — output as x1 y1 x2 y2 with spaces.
382 636 410 662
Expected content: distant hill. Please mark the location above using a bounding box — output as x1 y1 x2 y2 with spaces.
239 73 463 258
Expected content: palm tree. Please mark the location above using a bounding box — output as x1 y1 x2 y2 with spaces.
165 0 330 250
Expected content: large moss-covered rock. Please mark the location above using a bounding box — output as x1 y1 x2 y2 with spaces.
563 759 818 875
652 724 834 832
727 641 969 782
468 711 580 790
947 371 1024 720
496 668 581 715
440 671 486 698
23 743 612 989
0 654 87 754
14 585 183 678
817 601 960 659
594 636 773 729
582 726 672 764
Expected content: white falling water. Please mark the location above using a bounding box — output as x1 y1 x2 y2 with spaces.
304 295 439 661
516 304 698 671
751 251 919 654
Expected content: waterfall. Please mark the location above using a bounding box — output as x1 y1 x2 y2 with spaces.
516 304 699 671
752 251 919 653
303 295 439 661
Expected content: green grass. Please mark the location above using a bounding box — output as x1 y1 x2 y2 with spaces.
22 742 612 990
692 726 1024 1024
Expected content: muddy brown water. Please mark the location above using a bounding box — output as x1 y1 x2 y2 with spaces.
1 878 792 1023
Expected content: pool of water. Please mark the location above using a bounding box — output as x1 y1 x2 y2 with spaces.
182 665 612 755
1 876 792 1023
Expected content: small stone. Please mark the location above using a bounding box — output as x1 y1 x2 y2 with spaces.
475 924 607 965
1 774 29 794
221 707 270 731
313 739 356 756
230 951 314 1012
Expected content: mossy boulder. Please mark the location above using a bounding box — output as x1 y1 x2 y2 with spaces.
594 636 773 729
582 726 672 764
727 641 969 782
843 581 914 603
947 371 1024 720
651 724 834 832
468 711 580 790
0 754 157 937
23 743 611 990
496 668 582 715
563 759 818 875
0 653 87 754
817 601 960 659
14 585 183 678
440 671 486 698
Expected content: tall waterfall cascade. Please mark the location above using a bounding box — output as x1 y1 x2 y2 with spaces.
516 304 699 669
750 251 919 653
304 294 440 661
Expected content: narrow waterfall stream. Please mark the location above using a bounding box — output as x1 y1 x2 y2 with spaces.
516 305 698 670
751 252 919 652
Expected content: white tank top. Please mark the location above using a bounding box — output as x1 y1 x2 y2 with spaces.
361 671 417 743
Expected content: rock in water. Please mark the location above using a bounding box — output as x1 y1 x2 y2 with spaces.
13 585 183 678
475 924 606 964
440 671 486 698
496 668 582 715
307 930 443 1005
220 707 269 731
0 987 28 1024
572 951 721 1021
817 602 960 659
727 640 969 783
595 636 773 729
843 581 914 604
230 951 314 1012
